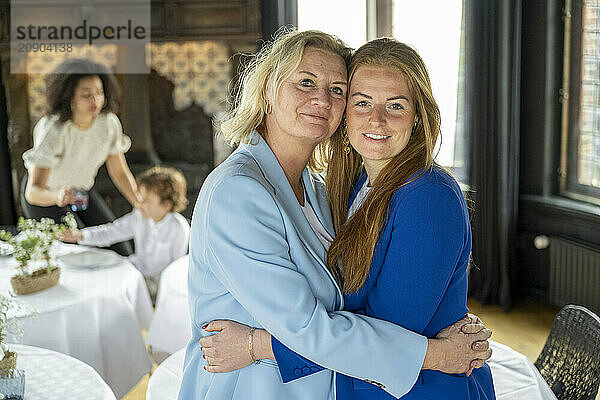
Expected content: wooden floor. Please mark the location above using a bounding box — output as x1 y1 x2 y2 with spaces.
467 298 557 362
122 298 561 400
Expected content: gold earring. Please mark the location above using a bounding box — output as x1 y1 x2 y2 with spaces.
265 101 272 115
411 120 418 137
342 126 351 154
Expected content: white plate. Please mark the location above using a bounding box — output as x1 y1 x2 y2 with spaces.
0 241 13 256
57 249 121 268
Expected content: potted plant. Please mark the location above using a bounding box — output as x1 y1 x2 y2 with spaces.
0 214 77 295
0 294 24 371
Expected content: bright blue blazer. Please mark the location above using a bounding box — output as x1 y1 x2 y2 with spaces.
178 132 430 400
273 167 496 399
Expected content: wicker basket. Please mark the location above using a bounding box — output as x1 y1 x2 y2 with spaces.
0 351 17 370
10 267 60 295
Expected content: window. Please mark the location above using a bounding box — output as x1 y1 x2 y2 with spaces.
298 0 467 180
297 0 367 49
561 0 600 204
392 0 464 171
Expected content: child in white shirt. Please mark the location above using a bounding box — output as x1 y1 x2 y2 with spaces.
60 166 190 302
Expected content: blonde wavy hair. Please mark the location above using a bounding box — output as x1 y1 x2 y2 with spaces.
221 29 352 171
325 38 442 293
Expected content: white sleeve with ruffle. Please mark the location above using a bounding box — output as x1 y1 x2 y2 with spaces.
107 113 132 155
22 115 65 169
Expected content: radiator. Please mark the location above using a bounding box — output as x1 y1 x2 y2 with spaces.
549 236 600 314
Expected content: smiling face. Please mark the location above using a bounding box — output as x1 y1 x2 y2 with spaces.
346 65 416 178
71 75 105 120
265 47 348 146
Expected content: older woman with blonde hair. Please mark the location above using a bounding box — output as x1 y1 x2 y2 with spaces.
180 31 492 400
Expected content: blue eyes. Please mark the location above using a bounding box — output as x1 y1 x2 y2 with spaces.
354 101 405 110
299 79 345 96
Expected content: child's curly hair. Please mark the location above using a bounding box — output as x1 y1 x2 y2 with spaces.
137 166 188 213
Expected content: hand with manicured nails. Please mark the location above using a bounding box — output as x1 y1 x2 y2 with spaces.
199 320 273 373
199 314 492 376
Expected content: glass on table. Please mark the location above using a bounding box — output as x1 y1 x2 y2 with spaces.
0 369 25 400
71 189 89 212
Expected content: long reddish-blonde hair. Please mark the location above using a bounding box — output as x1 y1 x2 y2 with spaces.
325 38 441 293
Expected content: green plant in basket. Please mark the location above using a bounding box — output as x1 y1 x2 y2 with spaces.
0 214 77 295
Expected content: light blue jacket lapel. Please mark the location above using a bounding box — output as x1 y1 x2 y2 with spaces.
240 132 342 307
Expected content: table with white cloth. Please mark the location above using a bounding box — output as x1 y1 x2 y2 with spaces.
146 255 191 354
487 341 557 399
5 343 116 400
0 243 153 398
146 341 558 400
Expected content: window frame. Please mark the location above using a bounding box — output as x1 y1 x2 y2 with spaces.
560 0 600 205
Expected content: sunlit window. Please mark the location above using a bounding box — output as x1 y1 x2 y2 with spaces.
393 0 463 168
561 0 600 204
578 1 600 189
297 0 366 50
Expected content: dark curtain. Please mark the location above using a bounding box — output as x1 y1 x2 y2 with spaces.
261 0 298 41
0 57 16 225
465 0 521 311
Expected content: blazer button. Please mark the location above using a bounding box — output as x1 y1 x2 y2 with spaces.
294 368 302 376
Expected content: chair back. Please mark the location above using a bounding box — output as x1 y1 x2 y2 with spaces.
535 304 600 400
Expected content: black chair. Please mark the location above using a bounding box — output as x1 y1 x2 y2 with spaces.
534 304 600 400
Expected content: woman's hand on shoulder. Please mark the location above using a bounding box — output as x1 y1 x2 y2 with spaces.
423 314 492 376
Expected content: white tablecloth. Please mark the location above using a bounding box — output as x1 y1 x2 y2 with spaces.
146 255 191 354
146 348 186 400
146 341 557 400
487 341 557 399
0 243 153 398
6 343 116 400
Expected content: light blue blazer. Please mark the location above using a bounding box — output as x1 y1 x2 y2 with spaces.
178 131 428 400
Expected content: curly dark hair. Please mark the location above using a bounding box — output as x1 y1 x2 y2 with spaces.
45 59 121 122
137 166 188 213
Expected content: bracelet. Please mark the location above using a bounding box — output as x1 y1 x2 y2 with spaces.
249 326 257 363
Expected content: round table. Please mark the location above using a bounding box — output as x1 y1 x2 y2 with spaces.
6 343 116 400
0 243 153 398
146 255 191 354
487 341 557 399
146 348 186 400
146 341 558 400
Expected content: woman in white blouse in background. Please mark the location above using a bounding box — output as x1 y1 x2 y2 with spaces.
22 59 141 255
